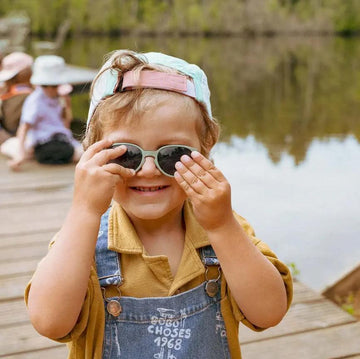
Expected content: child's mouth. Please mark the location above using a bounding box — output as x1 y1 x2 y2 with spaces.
131 186 168 192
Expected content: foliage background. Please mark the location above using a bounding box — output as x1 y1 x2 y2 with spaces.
1 0 360 36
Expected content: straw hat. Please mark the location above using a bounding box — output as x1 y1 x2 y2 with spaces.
30 55 77 86
0 52 33 82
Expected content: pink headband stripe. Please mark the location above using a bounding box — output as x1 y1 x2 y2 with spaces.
121 71 196 99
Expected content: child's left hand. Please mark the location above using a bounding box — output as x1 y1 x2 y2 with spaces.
174 151 233 232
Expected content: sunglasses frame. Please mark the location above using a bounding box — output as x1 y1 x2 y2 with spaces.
110 143 197 177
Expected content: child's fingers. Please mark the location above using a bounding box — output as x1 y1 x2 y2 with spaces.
175 161 208 195
80 139 113 162
175 152 226 192
174 172 199 197
102 163 135 178
91 144 128 167
177 155 215 190
190 151 227 183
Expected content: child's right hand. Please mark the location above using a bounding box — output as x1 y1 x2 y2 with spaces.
72 139 135 216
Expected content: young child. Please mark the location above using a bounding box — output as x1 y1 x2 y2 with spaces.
1 55 83 171
0 52 34 143
25 50 293 358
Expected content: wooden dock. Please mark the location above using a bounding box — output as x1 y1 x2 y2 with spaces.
1 156 360 358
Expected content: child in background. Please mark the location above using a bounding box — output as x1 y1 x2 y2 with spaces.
25 50 293 358
1 55 83 171
0 52 33 143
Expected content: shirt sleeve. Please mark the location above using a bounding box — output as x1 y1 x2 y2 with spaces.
229 212 293 331
20 95 39 126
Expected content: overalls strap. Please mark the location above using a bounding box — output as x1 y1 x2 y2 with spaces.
95 207 123 287
200 245 220 266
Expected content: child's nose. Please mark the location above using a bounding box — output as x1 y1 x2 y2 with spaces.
137 156 161 177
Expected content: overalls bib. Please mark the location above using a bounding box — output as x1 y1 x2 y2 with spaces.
96 208 231 359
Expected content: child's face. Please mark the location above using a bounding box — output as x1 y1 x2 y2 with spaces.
42 85 59 98
103 96 202 223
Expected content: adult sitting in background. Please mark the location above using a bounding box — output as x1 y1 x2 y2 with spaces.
0 55 83 171
0 52 34 144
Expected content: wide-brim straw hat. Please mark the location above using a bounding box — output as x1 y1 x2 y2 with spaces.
30 55 79 86
0 52 33 82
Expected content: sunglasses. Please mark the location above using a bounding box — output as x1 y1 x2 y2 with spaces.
109 143 197 177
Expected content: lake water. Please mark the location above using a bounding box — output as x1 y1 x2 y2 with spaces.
53 35 360 291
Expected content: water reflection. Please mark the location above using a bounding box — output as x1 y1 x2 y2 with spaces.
213 136 360 290
61 35 360 164
56 35 360 290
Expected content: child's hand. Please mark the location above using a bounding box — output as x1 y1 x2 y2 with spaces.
73 139 135 216
7 147 26 171
174 151 233 232
8 156 25 171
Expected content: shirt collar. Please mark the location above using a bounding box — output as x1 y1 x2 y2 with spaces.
108 200 210 253
37 86 59 103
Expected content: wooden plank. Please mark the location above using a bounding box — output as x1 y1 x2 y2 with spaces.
0 274 32 301
0 299 28 327
0 158 74 179
0 188 72 208
0 178 73 194
292 280 323 303
241 322 360 359
3 345 68 358
323 263 360 300
0 244 48 262
239 298 355 343
0 231 55 249
0 177 73 192
0 165 74 191
0 322 65 356
0 201 70 237
0 258 39 278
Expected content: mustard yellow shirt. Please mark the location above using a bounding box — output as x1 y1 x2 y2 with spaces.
25 201 293 358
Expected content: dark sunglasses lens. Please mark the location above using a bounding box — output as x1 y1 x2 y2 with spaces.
158 146 192 176
110 144 142 170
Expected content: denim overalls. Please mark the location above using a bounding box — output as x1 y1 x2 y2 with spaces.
95 208 231 359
